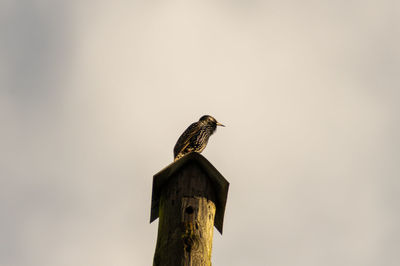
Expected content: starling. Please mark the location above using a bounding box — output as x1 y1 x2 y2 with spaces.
174 115 225 161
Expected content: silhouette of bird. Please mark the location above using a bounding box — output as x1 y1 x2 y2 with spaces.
174 115 225 161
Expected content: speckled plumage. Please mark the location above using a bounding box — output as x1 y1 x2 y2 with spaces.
174 115 225 161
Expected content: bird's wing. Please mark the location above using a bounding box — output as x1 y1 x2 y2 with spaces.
173 122 200 158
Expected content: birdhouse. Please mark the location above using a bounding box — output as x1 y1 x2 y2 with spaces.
150 152 229 234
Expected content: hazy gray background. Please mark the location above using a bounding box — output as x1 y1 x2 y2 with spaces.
1 0 399 265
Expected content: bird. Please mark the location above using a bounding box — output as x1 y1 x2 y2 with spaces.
173 115 225 161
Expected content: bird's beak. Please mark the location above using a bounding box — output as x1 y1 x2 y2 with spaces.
217 122 225 127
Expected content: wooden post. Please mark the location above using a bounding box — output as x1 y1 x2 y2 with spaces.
150 153 229 266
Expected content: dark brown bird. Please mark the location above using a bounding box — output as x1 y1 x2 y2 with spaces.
174 115 225 161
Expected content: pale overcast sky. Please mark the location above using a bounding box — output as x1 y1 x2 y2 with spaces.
1 1 399 265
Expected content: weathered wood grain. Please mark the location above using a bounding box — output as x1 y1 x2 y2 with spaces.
153 161 216 266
